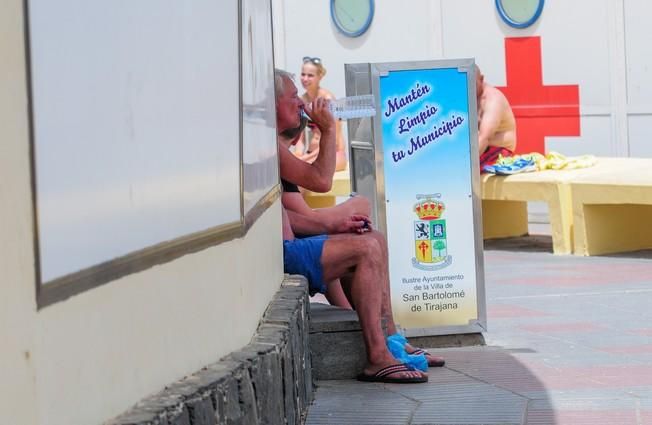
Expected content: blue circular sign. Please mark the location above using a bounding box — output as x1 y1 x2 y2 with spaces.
330 0 375 37
495 0 544 29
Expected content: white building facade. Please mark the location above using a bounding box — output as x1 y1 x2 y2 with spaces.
274 0 652 158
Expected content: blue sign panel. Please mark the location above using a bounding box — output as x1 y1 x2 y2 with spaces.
377 64 483 332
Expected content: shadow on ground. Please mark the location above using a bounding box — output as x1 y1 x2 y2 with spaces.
307 346 557 425
484 235 652 259
484 235 554 253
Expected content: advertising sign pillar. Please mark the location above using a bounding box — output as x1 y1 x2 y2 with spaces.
346 60 487 337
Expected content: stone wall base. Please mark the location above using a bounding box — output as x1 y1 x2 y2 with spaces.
107 275 312 425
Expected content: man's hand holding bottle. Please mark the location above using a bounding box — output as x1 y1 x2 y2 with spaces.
302 97 335 135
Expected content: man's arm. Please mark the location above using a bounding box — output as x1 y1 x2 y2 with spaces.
320 90 347 171
315 195 371 219
282 192 316 216
286 208 369 236
282 192 372 232
279 98 336 192
293 121 346 170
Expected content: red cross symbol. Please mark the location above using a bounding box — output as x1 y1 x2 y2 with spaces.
497 36 580 154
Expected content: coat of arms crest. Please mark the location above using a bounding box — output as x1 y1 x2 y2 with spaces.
411 194 452 270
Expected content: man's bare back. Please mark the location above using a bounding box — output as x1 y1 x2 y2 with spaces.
476 68 516 154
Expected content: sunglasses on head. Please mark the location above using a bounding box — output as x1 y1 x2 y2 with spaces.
302 56 322 65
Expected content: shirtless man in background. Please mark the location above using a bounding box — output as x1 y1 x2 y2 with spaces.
476 65 517 169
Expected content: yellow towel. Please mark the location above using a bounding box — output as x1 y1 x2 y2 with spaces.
494 152 597 171
536 151 597 170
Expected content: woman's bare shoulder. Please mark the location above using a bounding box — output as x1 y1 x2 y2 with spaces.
319 88 337 100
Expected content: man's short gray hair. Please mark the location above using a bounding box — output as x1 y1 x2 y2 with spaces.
274 68 295 98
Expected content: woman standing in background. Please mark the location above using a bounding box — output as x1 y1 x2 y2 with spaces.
295 56 348 171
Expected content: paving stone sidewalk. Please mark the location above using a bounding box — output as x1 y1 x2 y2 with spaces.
306 236 652 425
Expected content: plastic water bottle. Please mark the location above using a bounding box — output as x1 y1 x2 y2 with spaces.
303 94 376 121
329 94 376 120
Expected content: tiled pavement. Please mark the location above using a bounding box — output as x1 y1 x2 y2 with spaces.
306 235 652 424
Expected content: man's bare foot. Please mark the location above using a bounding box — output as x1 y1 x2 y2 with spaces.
405 343 446 367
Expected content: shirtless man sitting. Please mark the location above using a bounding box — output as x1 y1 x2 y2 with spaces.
275 69 444 382
476 65 517 170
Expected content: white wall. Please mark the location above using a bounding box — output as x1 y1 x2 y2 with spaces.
273 0 652 159
440 0 616 156
1 1 284 424
32 206 283 425
440 0 651 158
624 0 652 157
30 0 242 282
0 3 39 423
272 0 443 106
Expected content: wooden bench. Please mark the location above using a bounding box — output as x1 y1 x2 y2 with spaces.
482 157 652 255
481 169 575 254
302 167 351 208
304 165 578 251
304 163 580 254
303 157 652 256
569 157 652 255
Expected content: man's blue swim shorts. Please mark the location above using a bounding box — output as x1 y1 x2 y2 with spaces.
283 234 328 295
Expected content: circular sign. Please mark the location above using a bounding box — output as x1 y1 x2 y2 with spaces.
495 0 544 29
331 0 375 37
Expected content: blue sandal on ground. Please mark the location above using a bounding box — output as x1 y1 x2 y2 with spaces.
386 333 428 371
387 333 445 369
357 363 428 384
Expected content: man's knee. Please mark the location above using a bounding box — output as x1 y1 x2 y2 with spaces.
358 236 383 266
369 230 387 245
330 235 381 264
365 230 388 256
